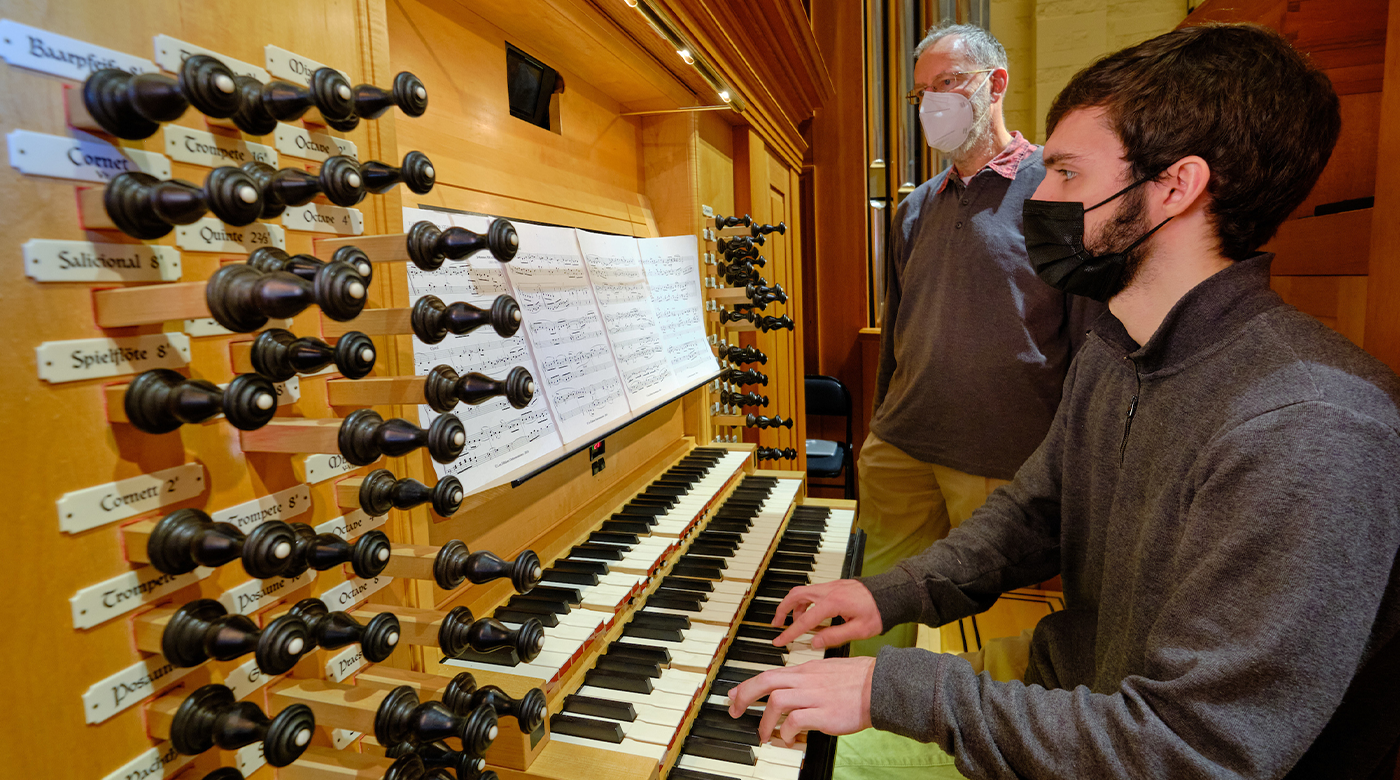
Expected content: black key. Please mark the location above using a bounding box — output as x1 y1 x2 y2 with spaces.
682 554 727 571
645 485 688 497
585 669 653 694
595 655 661 678
527 585 582 604
672 562 723 580
601 520 652 535
628 496 676 509
706 520 752 531
755 584 796 600
504 597 567 616
683 736 757 765
698 702 763 730
777 540 820 554
649 594 703 612
699 530 744 543
551 559 609 575
661 576 713 593
622 623 684 642
744 605 781 625
615 507 663 520
589 531 640 546
607 641 671 664
690 720 762 747
632 610 690 630
735 624 784 642
715 665 763 683
563 694 636 722
550 713 625 743
494 608 558 628
688 544 736 558
726 647 785 666
570 544 624 561
541 569 599 586
760 572 808 588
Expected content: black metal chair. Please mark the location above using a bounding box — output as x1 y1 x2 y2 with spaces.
804 374 854 499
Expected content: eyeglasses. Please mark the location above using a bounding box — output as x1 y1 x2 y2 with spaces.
905 69 995 105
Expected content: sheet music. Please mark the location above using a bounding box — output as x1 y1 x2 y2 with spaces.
636 235 722 387
503 222 631 447
402 208 564 493
574 229 682 411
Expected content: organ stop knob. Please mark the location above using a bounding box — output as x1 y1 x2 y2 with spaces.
156 599 312 675
352 71 429 119
250 328 377 381
358 469 465 517
248 246 375 285
423 365 535 412
205 261 367 333
168 684 315 767
103 168 263 240
363 151 437 195
123 369 279 433
411 294 522 344
289 598 402 663
432 542 542 592
745 414 793 429
146 509 300 579
338 409 466 466
79 55 239 139
283 525 393 580
405 219 519 269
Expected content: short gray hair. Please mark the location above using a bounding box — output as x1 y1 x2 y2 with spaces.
913 22 1007 71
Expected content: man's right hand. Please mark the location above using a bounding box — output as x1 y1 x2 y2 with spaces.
771 579 885 650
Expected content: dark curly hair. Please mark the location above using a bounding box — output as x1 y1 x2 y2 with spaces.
1046 23 1341 261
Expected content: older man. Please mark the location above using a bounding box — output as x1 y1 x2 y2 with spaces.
858 22 1096 655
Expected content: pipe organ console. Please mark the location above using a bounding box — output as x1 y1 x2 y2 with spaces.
5 4 834 780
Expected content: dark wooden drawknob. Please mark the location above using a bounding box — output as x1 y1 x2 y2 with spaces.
200 769 245 780
250 328 376 381
374 686 499 755
283 525 392 580
247 246 374 286
437 607 545 663
720 367 768 387
411 294 522 344
432 541 543 592
722 266 762 287
337 409 466 466
721 390 768 408
232 68 355 135
289 598 401 663
249 155 366 210
124 369 278 433
362 151 436 195
722 243 762 260
352 71 429 119
745 414 793 430
205 261 367 333
423 365 534 413
162 599 312 675
438 679 546 735
756 447 797 461
405 218 519 270
719 308 754 325
756 314 795 333
81 55 239 139
745 282 786 306
358 469 464 517
716 234 763 253
719 345 767 365
396 740 492 780
147 509 299 579
751 221 786 237
170 684 314 766
714 213 751 229
103 168 262 239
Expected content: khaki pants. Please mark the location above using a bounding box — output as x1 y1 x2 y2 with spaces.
850 432 1010 657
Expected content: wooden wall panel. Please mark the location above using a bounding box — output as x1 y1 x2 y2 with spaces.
1366 0 1400 372
0 2 396 778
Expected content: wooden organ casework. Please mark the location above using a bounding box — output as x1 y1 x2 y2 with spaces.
2 3 854 780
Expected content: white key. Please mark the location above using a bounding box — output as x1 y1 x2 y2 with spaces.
756 759 802 780
577 684 691 711
758 743 807 767
677 754 755 777
549 732 666 762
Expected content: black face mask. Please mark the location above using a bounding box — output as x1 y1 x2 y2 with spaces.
1023 175 1172 302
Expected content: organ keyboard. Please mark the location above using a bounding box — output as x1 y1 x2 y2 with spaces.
387 444 862 780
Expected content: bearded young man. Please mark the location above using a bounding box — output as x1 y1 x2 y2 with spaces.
858 22 1099 656
729 23 1400 780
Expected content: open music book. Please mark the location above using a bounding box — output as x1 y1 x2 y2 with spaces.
403 207 720 496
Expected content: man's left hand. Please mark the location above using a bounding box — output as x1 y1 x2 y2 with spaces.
726 656 877 747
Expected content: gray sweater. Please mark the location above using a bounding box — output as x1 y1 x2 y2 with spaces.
871 142 1102 479
860 254 1400 778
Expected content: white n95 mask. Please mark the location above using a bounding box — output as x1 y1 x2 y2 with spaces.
918 73 990 152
